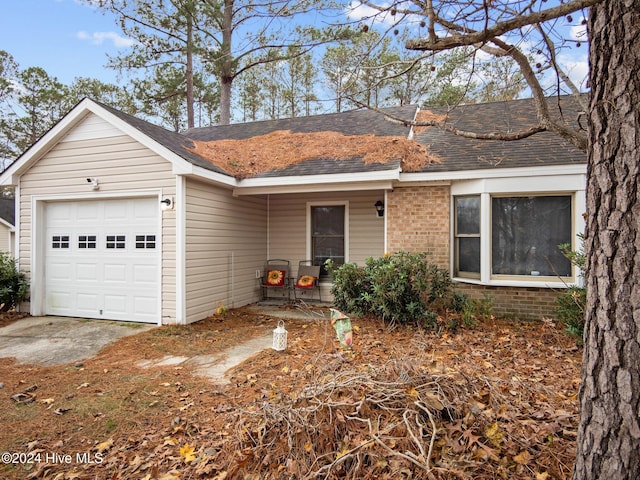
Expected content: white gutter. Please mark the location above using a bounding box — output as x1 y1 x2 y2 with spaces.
398 163 586 183
232 169 400 196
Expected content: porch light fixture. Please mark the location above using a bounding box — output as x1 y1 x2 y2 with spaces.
374 200 384 217
160 197 174 210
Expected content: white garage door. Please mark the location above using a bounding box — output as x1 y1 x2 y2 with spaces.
45 198 160 323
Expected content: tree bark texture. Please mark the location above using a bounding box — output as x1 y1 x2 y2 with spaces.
574 1 640 479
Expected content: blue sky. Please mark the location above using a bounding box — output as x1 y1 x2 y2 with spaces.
0 0 589 93
0 0 131 85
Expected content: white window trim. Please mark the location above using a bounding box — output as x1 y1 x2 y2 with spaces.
306 201 349 284
450 174 586 288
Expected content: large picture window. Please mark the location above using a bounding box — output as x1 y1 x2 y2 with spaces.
311 205 345 278
492 196 571 277
453 194 573 281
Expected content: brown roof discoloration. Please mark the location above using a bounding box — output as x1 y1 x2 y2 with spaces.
189 130 437 179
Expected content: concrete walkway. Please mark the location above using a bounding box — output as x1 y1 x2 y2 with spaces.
137 334 273 384
0 303 330 381
136 303 330 383
0 316 154 366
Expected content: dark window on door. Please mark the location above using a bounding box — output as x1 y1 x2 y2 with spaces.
106 235 126 249
136 235 156 249
311 205 345 277
78 235 97 249
52 235 70 249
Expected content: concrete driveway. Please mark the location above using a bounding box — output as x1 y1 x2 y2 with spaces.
0 316 155 366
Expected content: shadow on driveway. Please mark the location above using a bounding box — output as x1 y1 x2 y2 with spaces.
0 316 155 366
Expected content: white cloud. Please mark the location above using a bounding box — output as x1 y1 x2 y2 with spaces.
569 25 588 43
345 1 396 27
76 31 134 48
567 15 588 43
557 51 589 90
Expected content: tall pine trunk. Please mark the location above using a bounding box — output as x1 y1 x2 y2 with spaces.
218 0 234 126
574 2 640 478
186 18 195 129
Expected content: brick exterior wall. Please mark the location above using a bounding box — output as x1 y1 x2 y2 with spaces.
387 185 562 321
454 283 561 321
386 185 450 269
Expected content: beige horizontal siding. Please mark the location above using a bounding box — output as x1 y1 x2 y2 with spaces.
0 223 12 254
184 178 267 323
18 113 177 323
63 112 124 141
267 190 386 275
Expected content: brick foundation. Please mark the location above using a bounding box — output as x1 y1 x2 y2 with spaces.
454 283 561 321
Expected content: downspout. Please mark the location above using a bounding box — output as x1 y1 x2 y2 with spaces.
266 194 270 259
175 175 186 325
383 189 388 253
230 251 235 307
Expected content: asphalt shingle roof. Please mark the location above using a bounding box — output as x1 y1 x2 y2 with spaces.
184 105 418 141
414 96 587 173
104 103 418 178
98 102 230 176
101 96 586 180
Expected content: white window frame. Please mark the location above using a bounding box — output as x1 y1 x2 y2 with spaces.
450 173 586 288
306 201 349 282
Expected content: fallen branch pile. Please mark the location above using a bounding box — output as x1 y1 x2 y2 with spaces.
222 334 578 480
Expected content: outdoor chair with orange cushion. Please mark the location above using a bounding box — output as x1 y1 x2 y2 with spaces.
293 261 321 302
261 259 291 300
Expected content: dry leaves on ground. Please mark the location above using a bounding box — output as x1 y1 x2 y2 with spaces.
0 306 581 480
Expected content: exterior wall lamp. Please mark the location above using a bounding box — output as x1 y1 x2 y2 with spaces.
375 200 384 217
160 197 174 210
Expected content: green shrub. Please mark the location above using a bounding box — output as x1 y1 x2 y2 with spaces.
556 286 586 343
329 261 372 316
330 252 457 326
457 293 494 329
0 252 29 312
556 234 586 343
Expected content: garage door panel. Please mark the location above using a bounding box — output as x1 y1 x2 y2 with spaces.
134 203 157 222
103 263 127 283
77 203 100 221
76 263 98 281
104 294 127 314
134 296 158 314
47 203 73 223
76 293 99 310
103 200 128 221
133 264 157 284
48 262 73 281
45 198 160 323
48 291 72 310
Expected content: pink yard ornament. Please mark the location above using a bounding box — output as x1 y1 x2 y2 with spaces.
329 308 353 348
